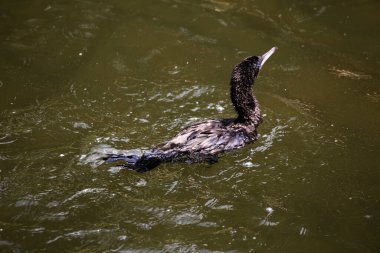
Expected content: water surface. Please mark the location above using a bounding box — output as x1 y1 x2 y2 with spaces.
1 0 379 252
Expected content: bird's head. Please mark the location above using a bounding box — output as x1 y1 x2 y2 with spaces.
232 47 277 83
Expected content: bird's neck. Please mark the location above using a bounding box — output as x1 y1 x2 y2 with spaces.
230 76 262 126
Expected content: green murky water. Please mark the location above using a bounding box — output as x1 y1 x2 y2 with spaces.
1 0 379 252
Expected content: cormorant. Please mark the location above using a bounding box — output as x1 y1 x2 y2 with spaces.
104 47 277 172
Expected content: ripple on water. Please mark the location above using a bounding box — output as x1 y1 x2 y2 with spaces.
0 134 16 145
201 0 236 13
174 211 203 225
73 122 91 129
178 26 217 44
252 124 288 153
63 188 106 203
41 212 69 222
46 228 115 244
329 66 372 80
78 144 143 168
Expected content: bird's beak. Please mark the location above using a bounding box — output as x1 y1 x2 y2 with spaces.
260 47 277 69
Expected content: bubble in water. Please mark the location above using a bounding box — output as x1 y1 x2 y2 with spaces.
266 207 274 214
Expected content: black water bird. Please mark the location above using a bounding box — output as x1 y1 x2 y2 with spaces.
104 47 277 172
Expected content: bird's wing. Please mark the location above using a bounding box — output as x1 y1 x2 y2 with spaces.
161 119 249 154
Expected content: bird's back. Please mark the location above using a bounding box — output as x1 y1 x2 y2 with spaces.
160 119 257 155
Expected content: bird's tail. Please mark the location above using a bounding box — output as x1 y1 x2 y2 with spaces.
103 150 166 172
103 149 219 172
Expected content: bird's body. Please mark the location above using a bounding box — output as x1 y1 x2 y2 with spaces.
162 119 253 154
104 47 277 172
